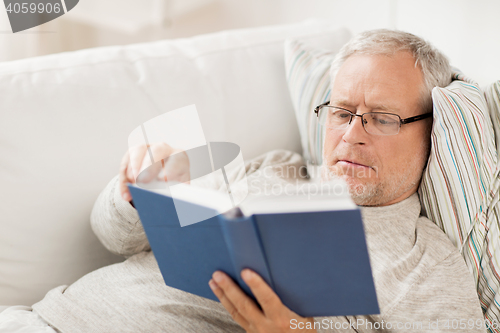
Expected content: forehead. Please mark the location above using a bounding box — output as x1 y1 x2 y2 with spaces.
330 51 424 117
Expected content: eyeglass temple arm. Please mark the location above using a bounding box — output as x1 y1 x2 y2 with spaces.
400 112 433 124
314 101 331 115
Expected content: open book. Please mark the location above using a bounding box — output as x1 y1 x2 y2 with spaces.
128 180 379 317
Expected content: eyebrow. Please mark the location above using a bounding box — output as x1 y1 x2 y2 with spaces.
330 100 401 114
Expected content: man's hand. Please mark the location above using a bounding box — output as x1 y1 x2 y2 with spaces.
209 269 317 333
119 143 190 202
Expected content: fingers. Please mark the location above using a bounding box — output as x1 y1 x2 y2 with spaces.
210 270 314 333
118 143 191 202
163 150 191 184
119 151 133 201
128 145 149 182
209 279 250 331
210 271 264 326
241 269 283 317
136 144 192 184
139 144 171 182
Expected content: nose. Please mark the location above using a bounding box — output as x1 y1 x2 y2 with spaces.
341 114 368 145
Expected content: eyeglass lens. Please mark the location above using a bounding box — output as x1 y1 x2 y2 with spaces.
318 107 401 135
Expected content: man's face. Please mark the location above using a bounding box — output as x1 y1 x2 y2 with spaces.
322 51 431 206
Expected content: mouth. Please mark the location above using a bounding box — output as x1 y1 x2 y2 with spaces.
337 159 373 170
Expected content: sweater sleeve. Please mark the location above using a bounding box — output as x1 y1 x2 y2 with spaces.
382 251 486 332
314 252 485 333
90 175 150 257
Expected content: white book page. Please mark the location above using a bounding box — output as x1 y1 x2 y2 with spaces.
137 177 355 218
148 181 233 214
239 195 356 216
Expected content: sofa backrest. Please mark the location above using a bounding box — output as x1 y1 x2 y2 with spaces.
0 19 351 305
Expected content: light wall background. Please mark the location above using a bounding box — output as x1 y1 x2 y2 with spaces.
0 0 499 86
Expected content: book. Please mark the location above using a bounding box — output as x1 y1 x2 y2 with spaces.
128 180 379 317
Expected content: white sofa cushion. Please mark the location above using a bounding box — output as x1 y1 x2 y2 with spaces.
0 20 351 306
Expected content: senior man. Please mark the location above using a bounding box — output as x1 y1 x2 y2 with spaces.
0 30 485 332
206 31 485 332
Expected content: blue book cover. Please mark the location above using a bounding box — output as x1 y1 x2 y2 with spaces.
128 183 379 317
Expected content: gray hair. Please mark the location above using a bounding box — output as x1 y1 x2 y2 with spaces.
330 29 452 112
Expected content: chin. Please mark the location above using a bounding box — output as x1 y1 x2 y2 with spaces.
344 177 381 206
322 165 381 206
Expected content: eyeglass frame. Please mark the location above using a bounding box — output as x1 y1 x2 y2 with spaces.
314 101 433 135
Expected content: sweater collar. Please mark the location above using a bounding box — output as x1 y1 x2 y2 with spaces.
359 193 421 245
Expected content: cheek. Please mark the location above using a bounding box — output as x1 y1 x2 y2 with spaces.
322 130 342 157
370 140 404 176
382 137 426 175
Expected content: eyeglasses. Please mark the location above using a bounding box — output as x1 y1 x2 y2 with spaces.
314 101 432 136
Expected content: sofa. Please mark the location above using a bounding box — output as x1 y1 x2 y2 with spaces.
0 19 352 310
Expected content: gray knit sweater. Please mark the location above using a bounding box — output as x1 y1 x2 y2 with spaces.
32 150 485 333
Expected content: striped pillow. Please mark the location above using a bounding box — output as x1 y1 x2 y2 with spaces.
481 80 500 323
486 81 500 151
419 73 499 324
284 40 500 324
284 39 333 165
